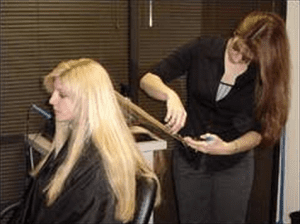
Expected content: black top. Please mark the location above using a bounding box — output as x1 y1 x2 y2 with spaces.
149 38 261 169
10 141 122 224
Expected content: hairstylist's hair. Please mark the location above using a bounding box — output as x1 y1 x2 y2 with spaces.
34 58 159 222
234 11 290 146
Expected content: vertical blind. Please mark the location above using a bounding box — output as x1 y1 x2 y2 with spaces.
0 0 129 204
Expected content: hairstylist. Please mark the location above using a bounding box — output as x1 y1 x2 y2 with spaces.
140 11 290 224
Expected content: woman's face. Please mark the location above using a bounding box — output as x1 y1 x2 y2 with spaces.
49 77 76 121
227 37 252 64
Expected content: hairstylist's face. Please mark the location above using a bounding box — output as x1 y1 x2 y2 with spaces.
227 37 252 64
49 77 75 121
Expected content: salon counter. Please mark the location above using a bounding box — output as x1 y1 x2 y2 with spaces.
27 126 167 166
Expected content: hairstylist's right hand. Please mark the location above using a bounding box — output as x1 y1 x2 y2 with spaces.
165 91 187 134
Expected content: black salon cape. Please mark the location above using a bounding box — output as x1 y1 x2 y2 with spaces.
9 141 122 224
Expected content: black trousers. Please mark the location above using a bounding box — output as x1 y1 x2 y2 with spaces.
173 148 254 224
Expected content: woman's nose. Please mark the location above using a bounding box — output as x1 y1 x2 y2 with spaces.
49 92 57 105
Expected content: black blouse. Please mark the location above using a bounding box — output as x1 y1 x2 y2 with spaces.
148 37 261 169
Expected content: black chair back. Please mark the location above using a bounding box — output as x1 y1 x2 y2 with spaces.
129 176 157 224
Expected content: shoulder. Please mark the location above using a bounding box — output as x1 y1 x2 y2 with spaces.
67 143 108 190
178 36 227 59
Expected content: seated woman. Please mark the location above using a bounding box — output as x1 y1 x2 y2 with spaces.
9 58 159 224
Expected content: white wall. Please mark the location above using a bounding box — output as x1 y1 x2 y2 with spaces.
282 1 300 223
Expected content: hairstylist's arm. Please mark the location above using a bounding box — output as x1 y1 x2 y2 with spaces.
140 73 187 134
184 131 262 155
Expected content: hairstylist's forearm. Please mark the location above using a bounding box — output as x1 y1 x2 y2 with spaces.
229 131 262 153
140 73 176 102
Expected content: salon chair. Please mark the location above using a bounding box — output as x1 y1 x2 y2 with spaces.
1 176 157 224
129 176 157 224
0 201 21 224
2 127 157 224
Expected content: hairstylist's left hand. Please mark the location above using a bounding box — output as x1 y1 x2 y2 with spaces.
183 133 234 155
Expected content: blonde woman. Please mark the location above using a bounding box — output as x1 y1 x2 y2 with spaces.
10 59 159 224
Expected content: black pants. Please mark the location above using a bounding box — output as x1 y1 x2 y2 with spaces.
173 148 254 224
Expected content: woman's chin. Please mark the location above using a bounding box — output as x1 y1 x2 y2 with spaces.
55 117 72 123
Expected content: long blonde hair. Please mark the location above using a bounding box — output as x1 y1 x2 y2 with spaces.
32 58 159 222
234 11 290 146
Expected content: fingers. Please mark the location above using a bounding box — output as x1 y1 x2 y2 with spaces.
184 134 232 155
184 134 218 154
165 95 187 133
183 136 207 153
200 133 215 142
165 108 187 134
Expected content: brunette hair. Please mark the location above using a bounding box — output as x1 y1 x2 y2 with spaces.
234 11 290 146
32 58 159 222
